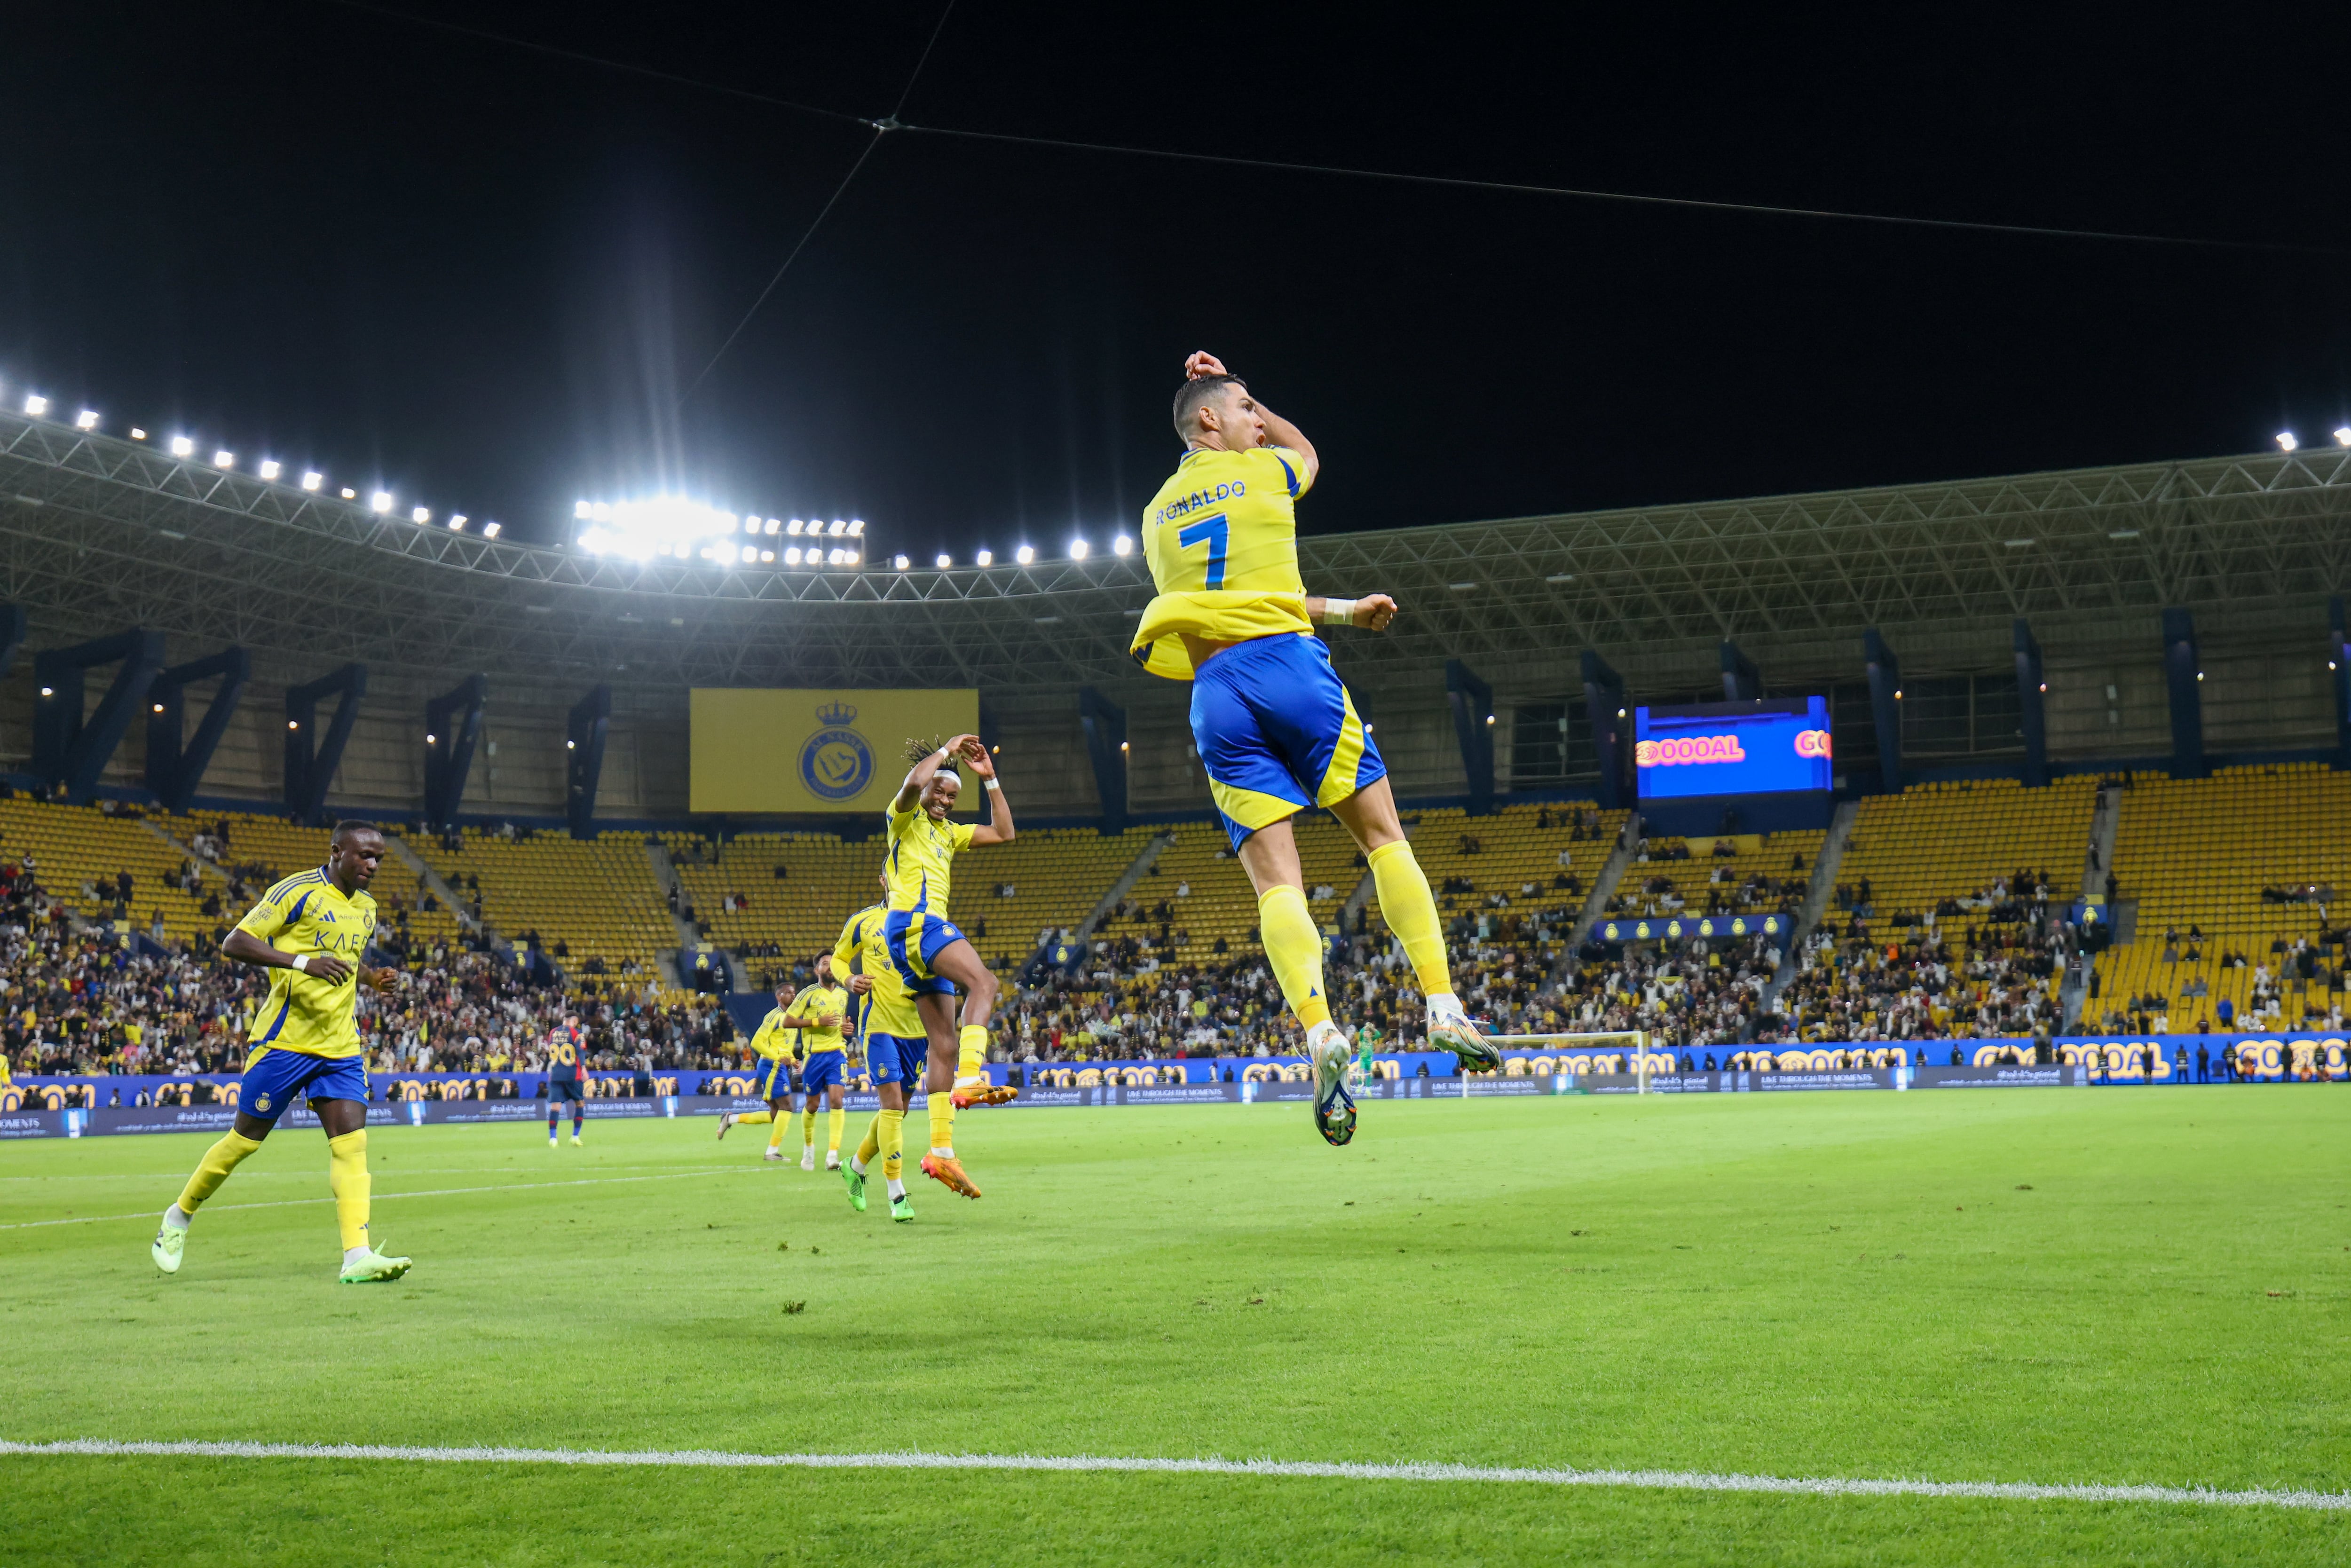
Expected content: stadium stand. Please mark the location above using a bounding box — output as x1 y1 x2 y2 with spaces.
1607 830 1824 919
410 827 673 982
2089 764 2350 1034
0 797 216 944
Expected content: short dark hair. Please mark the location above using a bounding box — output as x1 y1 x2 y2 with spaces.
330 819 381 843
1173 374 1244 437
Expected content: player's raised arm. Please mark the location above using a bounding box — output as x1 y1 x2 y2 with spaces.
1185 350 1318 485
893 733 978 813
1305 592 1399 632
224 917 353 986
960 736 1016 846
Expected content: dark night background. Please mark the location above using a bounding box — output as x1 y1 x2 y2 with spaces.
3 3 2347 564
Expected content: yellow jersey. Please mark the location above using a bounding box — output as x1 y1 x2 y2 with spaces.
750 1009 797 1064
781 982 850 1055
884 800 974 917
834 903 923 1040
1130 444 1318 680
236 867 379 1060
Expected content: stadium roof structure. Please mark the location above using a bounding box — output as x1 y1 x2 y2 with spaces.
4 406 2347 698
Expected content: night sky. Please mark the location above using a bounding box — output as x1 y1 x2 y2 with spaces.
4 4 2347 566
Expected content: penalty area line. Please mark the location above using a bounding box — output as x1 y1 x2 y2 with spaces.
0 1167 754 1231
0 1440 2343 1513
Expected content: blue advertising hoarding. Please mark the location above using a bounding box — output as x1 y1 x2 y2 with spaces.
1634 696 1833 801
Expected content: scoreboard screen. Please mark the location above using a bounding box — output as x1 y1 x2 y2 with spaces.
1633 696 1833 801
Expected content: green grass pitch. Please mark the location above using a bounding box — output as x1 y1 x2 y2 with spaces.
2 1087 2344 1564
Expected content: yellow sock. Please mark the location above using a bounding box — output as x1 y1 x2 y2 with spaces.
928 1091 956 1157
175 1129 261 1215
1367 839 1453 1000
878 1108 904 1182
827 1107 844 1154
767 1112 787 1151
1257 883 1333 1031
736 1109 773 1126
803 1108 817 1148
956 1024 989 1079
327 1130 370 1252
855 1115 883 1167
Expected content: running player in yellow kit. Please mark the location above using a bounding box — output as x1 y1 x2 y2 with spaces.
1132 352 1500 1146
716 982 803 1162
829 888 929 1219
149 821 414 1281
777 971 851 1170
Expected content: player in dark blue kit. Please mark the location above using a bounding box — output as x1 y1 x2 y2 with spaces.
544 1016 586 1147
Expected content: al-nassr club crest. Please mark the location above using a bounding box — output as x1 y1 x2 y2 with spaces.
799 701 873 802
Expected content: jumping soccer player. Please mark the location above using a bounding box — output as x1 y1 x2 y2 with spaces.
833 884 924 1219
1131 351 1501 1146
150 820 412 1283
718 983 804 1162
781 970 852 1171
544 1016 586 1146
882 735 1018 1204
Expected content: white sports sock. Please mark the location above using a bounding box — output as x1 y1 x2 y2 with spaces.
850 1154 868 1175
1428 991 1463 1016
162 1205 191 1230
1306 1020 1347 1054
886 1178 907 1199
342 1245 369 1268
930 1145 953 1159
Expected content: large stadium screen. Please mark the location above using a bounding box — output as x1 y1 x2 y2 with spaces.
1633 696 1833 800
690 688 979 813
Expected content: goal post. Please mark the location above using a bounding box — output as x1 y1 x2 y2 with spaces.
1475 1031 1655 1093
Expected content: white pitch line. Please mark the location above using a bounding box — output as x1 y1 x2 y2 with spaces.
0 1440 2341 1513
0 1167 750 1232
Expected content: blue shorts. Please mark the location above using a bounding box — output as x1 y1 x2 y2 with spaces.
866 1032 930 1089
882 909 966 996
756 1056 797 1101
1191 632 1385 850
239 1047 368 1122
547 1076 584 1103
800 1049 844 1095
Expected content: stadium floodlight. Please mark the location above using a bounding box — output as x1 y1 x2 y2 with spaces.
1070 538 1089 560
895 553 911 569
287 719 300 730
169 435 195 457
426 733 437 745
258 459 281 480
153 703 165 714
1485 714 1496 725
371 493 393 512
787 519 804 535
448 515 466 530
566 739 576 750
129 427 147 440
340 488 357 500
2278 431 2298 452
574 501 593 519
2337 427 2351 446
21 395 47 416
846 550 860 565
213 450 236 469
828 519 846 537
785 546 802 565
412 507 431 524
574 496 748 563
1120 741 1130 752
935 553 951 568
758 549 774 562
482 522 500 538
1015 544 1035 564
848 520 864 536
976 549 994 567
39 686 53 697
74 410 98 430
1113 534 1133 556
763 518 780 535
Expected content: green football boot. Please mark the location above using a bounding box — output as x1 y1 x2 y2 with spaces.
890 1192 915 1224
339 1245 414 1284
150 1220 187 1276
842 1163 868 1212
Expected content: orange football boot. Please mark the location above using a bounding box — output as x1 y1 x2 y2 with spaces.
920 1153 983 1199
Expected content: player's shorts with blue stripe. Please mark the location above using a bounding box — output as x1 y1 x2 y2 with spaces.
865 1032 929 1088
799 1049 844 1095
757 1056 797 1100
238 1047 367 1122
1191 632 1386 851
882 909 965 996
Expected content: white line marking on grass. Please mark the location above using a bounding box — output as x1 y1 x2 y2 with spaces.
0 1168 750 1231
1 1441 2341 1513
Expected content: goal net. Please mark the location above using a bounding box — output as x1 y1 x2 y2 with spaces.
1479 1031 1662 1093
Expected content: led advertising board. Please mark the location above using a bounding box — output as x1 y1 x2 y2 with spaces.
1634 696 1832 800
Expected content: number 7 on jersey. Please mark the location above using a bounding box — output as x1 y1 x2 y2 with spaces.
1177 512 1229 590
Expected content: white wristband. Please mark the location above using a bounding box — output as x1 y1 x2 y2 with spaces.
1319 598 1358 626
984 778 1001 791
291 953 311 974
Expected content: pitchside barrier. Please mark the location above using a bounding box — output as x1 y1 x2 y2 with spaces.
2 1033 2342 1131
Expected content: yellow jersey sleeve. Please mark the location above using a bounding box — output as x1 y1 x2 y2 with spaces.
750 1009 794 1063
235 882 299 943
1131 445 1317 680
949 822 976 854
831 910 867 977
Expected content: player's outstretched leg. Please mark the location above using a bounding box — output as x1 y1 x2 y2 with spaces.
1255 880 1357 1146
152 1127 262 1274
1364 838 1499 1073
